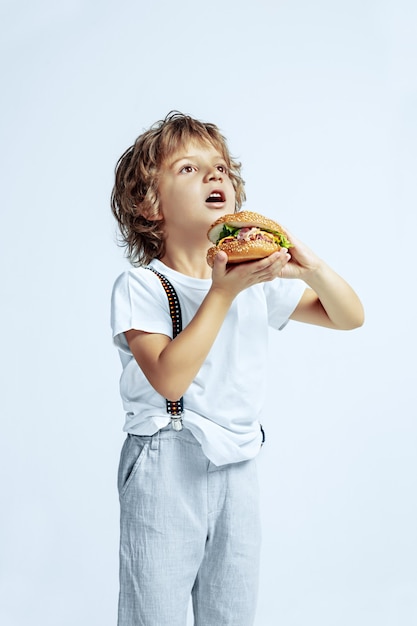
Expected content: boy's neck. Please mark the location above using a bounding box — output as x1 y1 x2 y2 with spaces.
159 246 212 279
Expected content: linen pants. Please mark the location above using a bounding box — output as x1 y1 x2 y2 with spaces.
117 426 261 626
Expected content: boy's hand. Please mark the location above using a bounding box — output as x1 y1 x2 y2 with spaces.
273 229 324 280
210 248 292 297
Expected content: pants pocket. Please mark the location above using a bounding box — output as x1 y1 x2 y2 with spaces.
118 435 150 498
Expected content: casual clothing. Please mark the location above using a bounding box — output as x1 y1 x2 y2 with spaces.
111 260 305 625
111 258 305 466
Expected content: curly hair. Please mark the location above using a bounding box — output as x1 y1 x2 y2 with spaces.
111 111 246 266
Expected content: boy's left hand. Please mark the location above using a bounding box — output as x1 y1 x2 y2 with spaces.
276 229 323 280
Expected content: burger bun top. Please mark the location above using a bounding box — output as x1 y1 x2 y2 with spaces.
207 211 286 243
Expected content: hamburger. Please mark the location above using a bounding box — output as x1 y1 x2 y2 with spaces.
206 211 292 267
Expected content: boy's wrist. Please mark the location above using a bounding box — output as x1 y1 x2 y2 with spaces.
208 284 237 308
300 259 329 287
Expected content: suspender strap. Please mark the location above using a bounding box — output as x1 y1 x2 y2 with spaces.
147 268 183 339
146 267 184 428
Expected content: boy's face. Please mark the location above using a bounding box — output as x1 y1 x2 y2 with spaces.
157 140 236 241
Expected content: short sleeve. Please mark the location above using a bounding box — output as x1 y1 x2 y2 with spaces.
110 269 173 354
263 277 306 330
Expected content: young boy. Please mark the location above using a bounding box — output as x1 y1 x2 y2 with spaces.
110 111 364 626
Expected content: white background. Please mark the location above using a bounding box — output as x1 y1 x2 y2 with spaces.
1 1 416 624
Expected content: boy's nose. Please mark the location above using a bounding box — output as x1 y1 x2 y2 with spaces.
206 167 222 181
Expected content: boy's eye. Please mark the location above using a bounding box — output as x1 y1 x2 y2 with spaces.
217 164 228 174
179 165 196 174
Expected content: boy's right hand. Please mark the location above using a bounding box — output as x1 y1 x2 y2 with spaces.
211 248 292 298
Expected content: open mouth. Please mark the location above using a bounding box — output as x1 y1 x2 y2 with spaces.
206 190 226 203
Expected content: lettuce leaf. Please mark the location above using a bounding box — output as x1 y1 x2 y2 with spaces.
216 224 240 242
216 224 293 248
275 233 293 248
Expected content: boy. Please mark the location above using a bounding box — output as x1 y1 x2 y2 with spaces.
110 111 364 626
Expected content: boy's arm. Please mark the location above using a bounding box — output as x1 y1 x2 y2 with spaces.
290 270 364 329
126 234 364 400
282 230 365 330
126 250 292 401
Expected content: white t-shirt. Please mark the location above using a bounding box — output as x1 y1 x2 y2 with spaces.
111 259 305 466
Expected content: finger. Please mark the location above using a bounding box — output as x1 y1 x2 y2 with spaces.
282 228 303 249
214 250 228 265
252 250 290 273
211 250 228 276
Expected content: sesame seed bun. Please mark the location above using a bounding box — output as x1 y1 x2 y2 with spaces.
206 211 291 267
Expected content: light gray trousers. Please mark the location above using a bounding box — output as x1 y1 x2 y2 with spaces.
117 426 261 626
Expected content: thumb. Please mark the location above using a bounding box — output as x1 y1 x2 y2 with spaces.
212 250 228 275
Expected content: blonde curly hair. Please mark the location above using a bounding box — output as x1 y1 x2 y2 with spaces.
111 111 246 266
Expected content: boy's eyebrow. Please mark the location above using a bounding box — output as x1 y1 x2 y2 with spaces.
168 153 226 168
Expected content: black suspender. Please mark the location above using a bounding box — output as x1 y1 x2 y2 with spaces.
146 267 184 431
